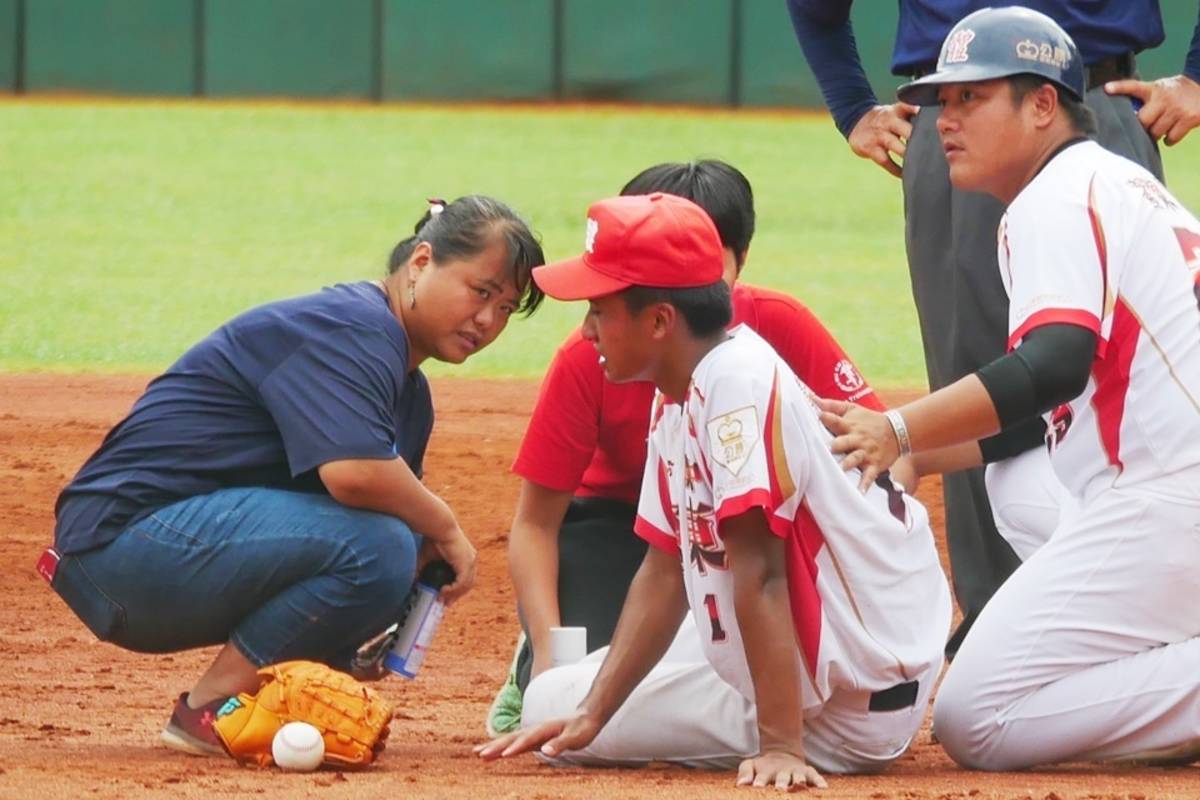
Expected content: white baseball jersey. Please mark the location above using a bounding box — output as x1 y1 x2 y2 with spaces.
633 327 951 710
999 141 1200 503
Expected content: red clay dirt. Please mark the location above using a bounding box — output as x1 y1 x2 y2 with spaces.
0 373 1194 799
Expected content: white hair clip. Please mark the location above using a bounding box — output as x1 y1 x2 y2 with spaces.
427 198 447 216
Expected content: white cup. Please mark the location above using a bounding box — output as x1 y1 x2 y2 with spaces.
549 626 588 667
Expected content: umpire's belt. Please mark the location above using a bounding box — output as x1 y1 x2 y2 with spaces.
868 680 920 712
1086 53 1135 89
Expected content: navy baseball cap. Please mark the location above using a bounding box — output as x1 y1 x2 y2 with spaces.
897 6 1085 106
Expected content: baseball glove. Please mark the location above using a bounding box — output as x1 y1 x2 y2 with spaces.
212 660 393 768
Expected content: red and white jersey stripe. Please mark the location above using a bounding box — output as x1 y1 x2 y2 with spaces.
1000 141 1200 503
633 327 950 709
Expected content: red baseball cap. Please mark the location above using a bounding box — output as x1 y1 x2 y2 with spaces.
532 192 725 301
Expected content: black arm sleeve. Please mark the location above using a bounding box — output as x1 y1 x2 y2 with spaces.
975 323 1097 429
978 416 1047 464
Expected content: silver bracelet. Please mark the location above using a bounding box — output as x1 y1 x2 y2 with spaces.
884 409 913 457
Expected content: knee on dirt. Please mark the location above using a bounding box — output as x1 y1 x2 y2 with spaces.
932 668 1021 772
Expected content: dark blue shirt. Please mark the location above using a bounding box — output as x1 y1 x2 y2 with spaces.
892 1 1165 75
55 281 433 554
788 0 1199 137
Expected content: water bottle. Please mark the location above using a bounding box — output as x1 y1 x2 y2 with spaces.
383 560 456 679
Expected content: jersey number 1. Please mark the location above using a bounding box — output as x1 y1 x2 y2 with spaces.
703 593 727 643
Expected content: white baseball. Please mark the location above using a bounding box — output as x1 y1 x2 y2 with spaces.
272 721 325 772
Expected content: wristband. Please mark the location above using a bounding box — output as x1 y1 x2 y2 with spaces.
884 410 913 457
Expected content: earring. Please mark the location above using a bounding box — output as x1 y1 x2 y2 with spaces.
409 282 417 310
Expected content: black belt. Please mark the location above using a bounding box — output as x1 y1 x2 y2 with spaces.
1086 53 1135 89
907 51 1135 91
564 495 637 524
869 679 920 712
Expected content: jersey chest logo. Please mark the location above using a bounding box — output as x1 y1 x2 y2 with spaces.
683 458 727 573
1170 227 1200 331
1175 226 1200 270
1047 403 1074 450
706 406 759 476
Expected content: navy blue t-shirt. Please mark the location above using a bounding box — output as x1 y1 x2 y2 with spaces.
55 281 433 555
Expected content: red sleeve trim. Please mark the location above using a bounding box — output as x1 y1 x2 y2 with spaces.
714 488 793 540
1007 308 1103 354
634 515 681 556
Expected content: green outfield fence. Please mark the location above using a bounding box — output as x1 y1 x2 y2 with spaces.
1 1 1197 106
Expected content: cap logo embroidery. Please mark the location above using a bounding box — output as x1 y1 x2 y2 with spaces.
944 29 975 64
585 217 599 253
1016 39 1069 68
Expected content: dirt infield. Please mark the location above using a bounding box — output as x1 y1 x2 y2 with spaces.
0 374 1194 799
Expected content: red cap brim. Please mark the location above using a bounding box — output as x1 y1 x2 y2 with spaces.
532 254 633 301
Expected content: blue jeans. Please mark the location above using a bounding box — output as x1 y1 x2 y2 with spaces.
60 487 418 669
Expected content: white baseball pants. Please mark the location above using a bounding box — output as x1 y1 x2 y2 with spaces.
523 618 940 774
984 446 1076 562
934 486 1200 769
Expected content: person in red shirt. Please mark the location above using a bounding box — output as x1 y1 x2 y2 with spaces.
486 160 906 735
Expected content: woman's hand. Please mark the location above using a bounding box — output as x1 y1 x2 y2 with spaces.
424 529 476 604
319 456 478 602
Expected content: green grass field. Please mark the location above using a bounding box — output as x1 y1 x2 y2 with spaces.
3 99 1199 386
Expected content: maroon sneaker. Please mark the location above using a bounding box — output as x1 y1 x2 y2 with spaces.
161 693 228 756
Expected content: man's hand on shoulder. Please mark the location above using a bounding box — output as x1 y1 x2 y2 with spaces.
1106 75 1200 146
736 750 828 790
848 103 919 178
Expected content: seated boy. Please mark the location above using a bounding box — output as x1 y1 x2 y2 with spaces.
488 160 900 734
478 193 951 789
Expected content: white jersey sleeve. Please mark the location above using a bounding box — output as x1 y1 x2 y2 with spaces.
699 362 811 537
1000 140 1200 500
1001 149 1110 352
